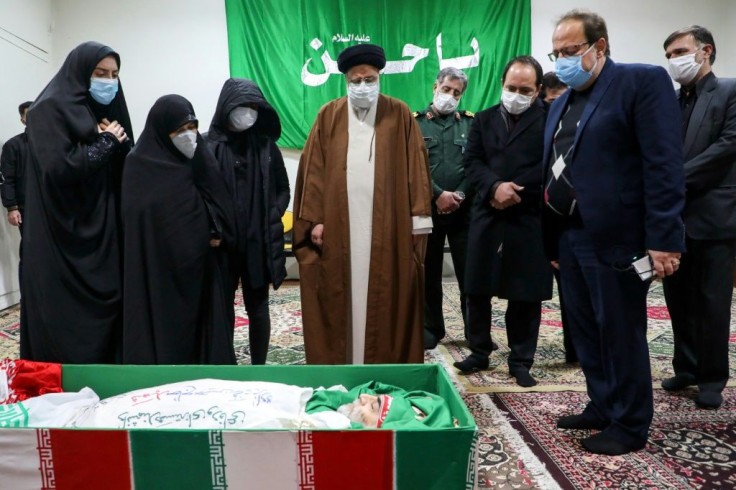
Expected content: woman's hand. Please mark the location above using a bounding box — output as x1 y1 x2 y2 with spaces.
103 120 127 143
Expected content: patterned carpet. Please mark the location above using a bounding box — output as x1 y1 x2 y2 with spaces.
435 281 736 393
2 280 736 489
493 389 736 488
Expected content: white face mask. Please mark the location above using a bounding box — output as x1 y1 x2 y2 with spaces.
668 52 703 86
171 129 198 159
347 81 379 109
433 91 460 115
228 106 258 131
501 90 534 115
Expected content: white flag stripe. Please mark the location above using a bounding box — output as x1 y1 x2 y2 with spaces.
222 431 300 490
0 429 44 490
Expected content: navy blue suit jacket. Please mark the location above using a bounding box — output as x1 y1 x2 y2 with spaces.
542 58 686 266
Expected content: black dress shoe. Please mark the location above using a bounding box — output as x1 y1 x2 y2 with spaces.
556 413 608 430
582 433 645 455
661 375 696 391
696 391 723 409
453 356 489 373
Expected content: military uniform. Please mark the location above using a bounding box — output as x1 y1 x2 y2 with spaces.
415 105 474 347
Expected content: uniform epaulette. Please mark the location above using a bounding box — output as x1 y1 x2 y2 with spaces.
462 110 475 118
412 111 420 118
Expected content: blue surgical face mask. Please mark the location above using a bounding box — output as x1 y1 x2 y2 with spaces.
89 77 119 105
554 45 598 90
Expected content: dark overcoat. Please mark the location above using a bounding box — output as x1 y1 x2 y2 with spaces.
463 98 552 301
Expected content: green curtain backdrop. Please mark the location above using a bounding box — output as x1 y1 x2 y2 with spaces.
225 0 531 149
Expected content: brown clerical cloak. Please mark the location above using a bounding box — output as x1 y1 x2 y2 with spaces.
293 94 432 364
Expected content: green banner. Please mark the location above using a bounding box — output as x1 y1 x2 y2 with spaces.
225 0 531 148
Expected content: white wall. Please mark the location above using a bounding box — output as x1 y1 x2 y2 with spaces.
0 0 53 142
531 0 736 76
0 0 53 309
725 1 736 73
51 0 230 140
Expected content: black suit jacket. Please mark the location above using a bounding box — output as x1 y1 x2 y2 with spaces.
463 98 552 300
0 131 29 210
681 74 736 240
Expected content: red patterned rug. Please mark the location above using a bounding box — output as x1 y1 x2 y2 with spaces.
434 280 736 393
492 389 736 489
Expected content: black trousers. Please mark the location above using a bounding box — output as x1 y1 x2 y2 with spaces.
465 293 541 373
558 227 652 448
663 236 736 393
231 258 271 365
553 269 577 362
424 213 469 340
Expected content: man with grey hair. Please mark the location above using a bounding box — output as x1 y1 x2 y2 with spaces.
661 25 736 409
414 67 475 349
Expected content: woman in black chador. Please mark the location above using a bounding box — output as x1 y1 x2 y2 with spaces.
121 94 235 364
206 79 290 365
21 41 132 363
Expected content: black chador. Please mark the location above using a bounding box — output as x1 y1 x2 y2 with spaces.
121 95 235 364
21 42 133 363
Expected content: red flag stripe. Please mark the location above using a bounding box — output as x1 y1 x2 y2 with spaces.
307 431 394 489
49 430 132 490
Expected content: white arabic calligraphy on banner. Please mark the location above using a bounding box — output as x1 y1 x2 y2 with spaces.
300 33 481 87
331 33 372 43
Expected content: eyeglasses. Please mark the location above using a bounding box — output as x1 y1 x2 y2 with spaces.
348 76 378 86
548 42 591 62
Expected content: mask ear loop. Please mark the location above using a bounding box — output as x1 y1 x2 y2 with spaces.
582 43 599 75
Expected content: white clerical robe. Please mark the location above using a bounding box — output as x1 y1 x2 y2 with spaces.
345 100 433 364
346 101 377 364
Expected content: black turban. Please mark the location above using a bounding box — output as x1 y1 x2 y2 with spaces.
337 44 387 73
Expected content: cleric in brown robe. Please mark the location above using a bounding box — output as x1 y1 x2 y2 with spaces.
293 44 433 364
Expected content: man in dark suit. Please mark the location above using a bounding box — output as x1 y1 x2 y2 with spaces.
1 101 32 285
1 102 32 233
661 26 736 409
453 56 553 388
542 10 685 455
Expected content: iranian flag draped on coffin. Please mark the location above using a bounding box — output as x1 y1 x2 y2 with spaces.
0 427 477 489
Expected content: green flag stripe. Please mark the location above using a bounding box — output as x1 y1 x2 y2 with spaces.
131 431 219 489
394 429 477 489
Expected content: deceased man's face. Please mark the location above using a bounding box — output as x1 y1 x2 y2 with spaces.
338 394 382 428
